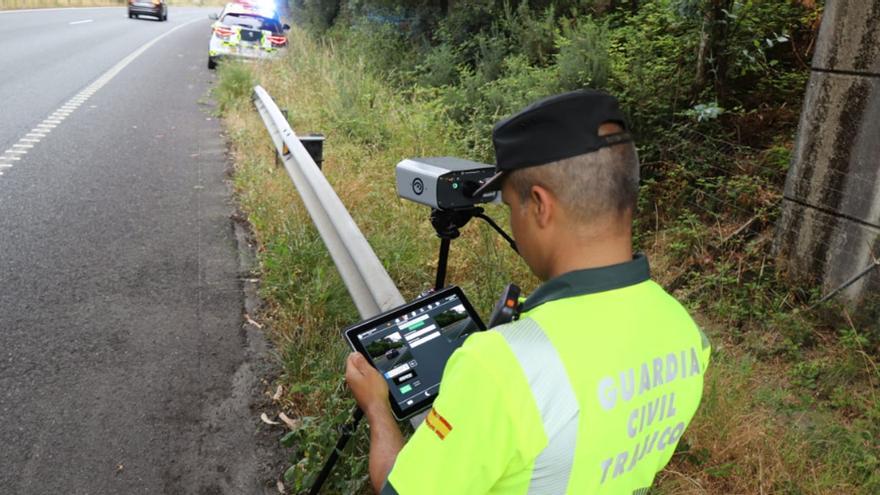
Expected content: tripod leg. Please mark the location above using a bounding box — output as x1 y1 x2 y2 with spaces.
435 238 451 291
308 407 364 495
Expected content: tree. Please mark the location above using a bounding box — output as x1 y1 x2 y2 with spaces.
694 0 734 97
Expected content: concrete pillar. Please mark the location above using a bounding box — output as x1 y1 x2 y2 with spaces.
775 0 880 302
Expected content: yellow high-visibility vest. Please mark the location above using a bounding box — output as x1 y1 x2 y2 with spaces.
383 255 710 495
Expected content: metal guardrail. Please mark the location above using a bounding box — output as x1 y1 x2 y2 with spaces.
252 85 405 319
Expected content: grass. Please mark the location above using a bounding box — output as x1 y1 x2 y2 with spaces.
214 27 880 495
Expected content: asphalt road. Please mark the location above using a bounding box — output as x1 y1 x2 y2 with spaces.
0 7 277 494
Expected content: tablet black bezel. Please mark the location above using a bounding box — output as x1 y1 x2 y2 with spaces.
342 286 485 421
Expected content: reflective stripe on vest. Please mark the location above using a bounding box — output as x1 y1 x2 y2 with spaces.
500 318 579 495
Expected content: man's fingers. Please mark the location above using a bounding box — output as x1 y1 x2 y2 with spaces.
349 352 372 373
346 352 373 381
345 353 361 381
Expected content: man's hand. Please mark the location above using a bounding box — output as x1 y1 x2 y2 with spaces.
345 352 391 419
346 352 403 493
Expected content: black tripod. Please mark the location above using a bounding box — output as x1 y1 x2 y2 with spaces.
307 407 363 495
307 207 515 495
430 207 517 291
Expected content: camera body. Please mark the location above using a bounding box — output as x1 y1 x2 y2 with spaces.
396 157 498 210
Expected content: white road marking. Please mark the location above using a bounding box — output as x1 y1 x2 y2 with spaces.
0 7 110 15
69 19 93 25
0 16 202 179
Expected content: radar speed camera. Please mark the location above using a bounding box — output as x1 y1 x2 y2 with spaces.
396 157 498 210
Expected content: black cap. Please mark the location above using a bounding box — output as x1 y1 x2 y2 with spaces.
473 89 631 197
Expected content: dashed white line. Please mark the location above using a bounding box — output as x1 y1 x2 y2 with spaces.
0 7 109 14
0 17 201 179
69 19 94 25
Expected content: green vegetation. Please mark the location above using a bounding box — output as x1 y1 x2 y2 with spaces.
215 0 879 493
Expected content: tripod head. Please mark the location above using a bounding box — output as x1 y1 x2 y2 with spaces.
428 206 517 291
430 207 483 240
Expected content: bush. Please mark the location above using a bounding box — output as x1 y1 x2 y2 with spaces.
332 17 417 80
503 3 558 67
555 16 611 90
215 62 254 112
416 43 462 87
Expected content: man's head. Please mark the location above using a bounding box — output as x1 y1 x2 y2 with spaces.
477 90 640 280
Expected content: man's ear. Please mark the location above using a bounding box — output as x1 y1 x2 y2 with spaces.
528 185 555 229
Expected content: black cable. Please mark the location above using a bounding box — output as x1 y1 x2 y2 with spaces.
783 195 880 231
474 213 518 253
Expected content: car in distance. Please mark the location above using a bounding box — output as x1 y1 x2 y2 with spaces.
207 2 289 70
128 0 167 21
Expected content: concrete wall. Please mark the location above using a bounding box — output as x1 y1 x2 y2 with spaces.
775 0 880 302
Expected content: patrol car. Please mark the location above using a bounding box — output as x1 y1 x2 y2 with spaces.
207 2 289 70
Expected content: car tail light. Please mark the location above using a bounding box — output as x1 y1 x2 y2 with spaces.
268 35 287 47
214 26 235 39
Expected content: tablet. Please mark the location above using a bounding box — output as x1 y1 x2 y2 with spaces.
343 286 485 420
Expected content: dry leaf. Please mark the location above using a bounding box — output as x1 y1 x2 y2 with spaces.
278 412 300 430
245 314 263 329
276 480 285 493
260 413 280 425
272 385 283 401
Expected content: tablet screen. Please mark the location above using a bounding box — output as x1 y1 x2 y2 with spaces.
344 287 484 419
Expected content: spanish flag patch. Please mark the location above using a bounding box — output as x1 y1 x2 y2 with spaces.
425 407 452 440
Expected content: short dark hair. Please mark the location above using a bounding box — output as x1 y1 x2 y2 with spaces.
506 140 640 222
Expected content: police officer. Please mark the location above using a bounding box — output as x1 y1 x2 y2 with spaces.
346 90 711 494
